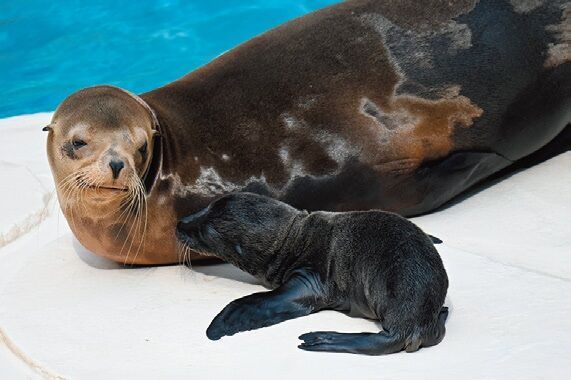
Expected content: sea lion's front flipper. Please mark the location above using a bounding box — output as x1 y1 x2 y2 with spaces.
206 270 325 340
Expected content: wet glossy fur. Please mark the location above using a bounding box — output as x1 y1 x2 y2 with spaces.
177 193 449 355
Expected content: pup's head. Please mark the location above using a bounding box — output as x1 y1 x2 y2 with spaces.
176 193 302 275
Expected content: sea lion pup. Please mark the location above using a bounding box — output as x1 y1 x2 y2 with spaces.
46 0 570 264
176 193 449 355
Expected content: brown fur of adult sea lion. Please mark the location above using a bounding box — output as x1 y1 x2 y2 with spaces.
46 0 570 264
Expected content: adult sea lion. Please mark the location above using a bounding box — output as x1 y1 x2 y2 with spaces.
45 0 570 264
176 192 449 355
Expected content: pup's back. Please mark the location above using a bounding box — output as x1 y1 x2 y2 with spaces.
306 210 449 353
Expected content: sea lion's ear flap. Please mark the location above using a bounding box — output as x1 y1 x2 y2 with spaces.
42 124 53 132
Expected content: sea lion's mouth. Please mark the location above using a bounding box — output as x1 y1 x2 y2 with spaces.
86 185 129 192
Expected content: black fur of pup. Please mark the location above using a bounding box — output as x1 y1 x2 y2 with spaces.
176 192 449 355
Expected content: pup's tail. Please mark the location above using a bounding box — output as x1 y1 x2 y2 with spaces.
428 234 443 244
298 307 449 355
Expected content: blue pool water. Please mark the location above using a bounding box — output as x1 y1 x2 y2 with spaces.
0 0 339 118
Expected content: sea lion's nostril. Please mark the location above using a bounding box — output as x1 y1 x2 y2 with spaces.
109 160 125 179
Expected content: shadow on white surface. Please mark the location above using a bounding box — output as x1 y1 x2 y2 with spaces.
192 262 261 286
73 238 123 270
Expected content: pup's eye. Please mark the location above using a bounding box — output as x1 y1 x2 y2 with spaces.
72 139 87 149
138 142 148 157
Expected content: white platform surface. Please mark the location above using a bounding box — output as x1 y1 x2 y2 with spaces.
0 113 570 379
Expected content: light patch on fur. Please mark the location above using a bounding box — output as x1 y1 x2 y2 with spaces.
444 21 473 54
166 169 270 198
313 131 359 165
181 168 239 196
297 95 320 110
510 0 546 13
221 154 230 162
358 93 482 166
282 113 302 130
361 98 418 132
545 3 571 68
361 14 473 70
280 112 356 166
283 111 358 165
278 146 308 181
440 85 462 99
68 122 90 136
357 14 483 165
361 13 411 73
278 146 290 163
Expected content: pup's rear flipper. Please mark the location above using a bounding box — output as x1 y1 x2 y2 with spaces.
298 307 450 355
298 331 404 355
421 306 449 348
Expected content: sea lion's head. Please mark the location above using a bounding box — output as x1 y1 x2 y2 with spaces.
46 85 160 213
176 192 304 275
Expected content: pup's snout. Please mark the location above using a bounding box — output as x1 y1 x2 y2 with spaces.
177 206 210 234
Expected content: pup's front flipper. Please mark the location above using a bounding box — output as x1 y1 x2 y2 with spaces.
207 270 325 340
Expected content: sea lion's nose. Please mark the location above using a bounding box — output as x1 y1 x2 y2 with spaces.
109 160 125 179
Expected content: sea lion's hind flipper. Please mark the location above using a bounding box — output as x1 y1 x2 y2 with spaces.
298 307 450 355
206 270 325 340
420 306 449 348
298 331 403 355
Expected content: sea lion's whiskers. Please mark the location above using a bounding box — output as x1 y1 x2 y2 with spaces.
181 243 188 267
130 178 148 265
76 171 99 213
113 175 143 234
60 170 87 196
57 170 88 230
136 180 148 262
76 171 100 214
121 176 147 265
176 240 193 270
181 241 189 268
98 191 130 219
111 185 139 235
112 201 136 241
184 244 194 269
119 190 142 264
57 171 84 202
